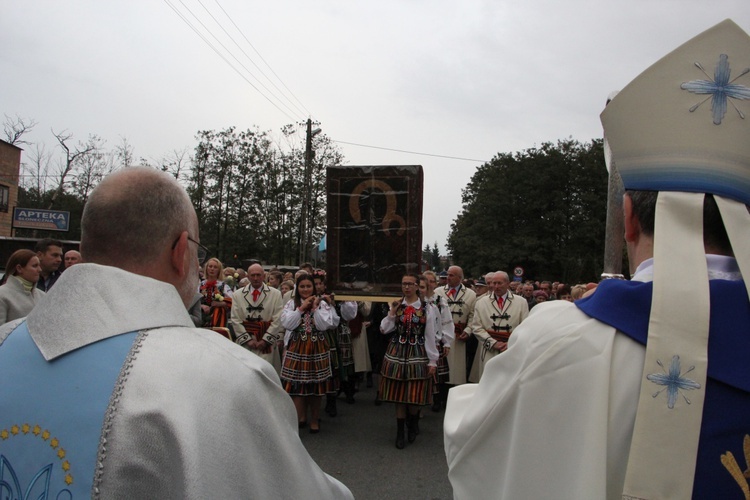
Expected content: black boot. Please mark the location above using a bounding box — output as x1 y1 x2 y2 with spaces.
431 389 441 412
325 394 338 417
406 413 418 443
395 418 406 449
344 380 356 404
440 384 450 410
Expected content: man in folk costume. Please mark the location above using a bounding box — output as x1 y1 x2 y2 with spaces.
230 263 284 373
435 265 477 386
445 19 750 499
468 271 528 383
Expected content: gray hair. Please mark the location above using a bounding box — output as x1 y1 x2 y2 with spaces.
494 271 509 281
81 167 195 267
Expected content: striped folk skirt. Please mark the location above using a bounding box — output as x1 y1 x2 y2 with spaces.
433 341 450 392
338 322 355 382
281 331 335 397
379 338 433 406
323 328 340 391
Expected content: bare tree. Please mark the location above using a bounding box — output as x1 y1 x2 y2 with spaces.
115 136 135 168
49 130 100 209
3 114 37 146
158 147 191 182
71 138 110 204
24 144 53 198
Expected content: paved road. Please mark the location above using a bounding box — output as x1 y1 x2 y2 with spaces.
298 381 454 500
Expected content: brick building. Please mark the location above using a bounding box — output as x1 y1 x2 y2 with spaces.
0 140 21 237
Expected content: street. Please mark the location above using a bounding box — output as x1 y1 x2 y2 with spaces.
299 380 454 500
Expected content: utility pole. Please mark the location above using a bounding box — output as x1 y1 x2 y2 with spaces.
298 119 321 264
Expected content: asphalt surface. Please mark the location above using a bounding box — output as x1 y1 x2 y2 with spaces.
298 378 454 500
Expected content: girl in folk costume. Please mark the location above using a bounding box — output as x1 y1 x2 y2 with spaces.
313 272 358 413
333 296 358 405
379 273 439 449
280 274 340 433
420 271 455 411
199 257 233 329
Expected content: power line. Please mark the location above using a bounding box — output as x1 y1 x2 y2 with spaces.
191 0 309 119
209 0 313 119
163 0 301 123
333 140 489 163
172 0 303 121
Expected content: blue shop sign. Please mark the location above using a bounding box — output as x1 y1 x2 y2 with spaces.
13 208 70 232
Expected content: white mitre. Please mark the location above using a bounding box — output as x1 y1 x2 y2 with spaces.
601 19 750 500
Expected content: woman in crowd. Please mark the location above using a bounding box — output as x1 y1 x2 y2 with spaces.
199 257 233 329
268 270 284 289
280 280 294 296
280 274 339 433
556 284 573 302
0 249 45 325
571 284 588 301
222 266 238 290
532 290 549 307
379 273 438 449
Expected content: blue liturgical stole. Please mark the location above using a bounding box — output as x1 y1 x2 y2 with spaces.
578 279 750 499
0 322 137 499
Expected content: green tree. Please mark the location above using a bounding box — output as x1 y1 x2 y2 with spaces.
186 125 344 266
430 242 441 270
448 139 607 283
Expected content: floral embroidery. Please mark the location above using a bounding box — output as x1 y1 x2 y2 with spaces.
646 355 701 409
720 434 750 499
395 304 427 345
681 54 750 125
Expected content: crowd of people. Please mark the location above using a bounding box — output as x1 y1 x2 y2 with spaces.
1 19 747 498
0 237 681 454
163 253 595 450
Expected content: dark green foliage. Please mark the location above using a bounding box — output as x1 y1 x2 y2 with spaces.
187 126 343 265
447 139 608 283
422 242 441 270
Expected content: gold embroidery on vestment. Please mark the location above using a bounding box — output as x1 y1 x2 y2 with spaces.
721 434 750 499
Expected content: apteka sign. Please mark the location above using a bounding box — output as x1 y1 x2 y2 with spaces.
13 208 70 232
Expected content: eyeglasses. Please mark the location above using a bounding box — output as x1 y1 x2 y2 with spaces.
401 282 417 287
172 234 209 265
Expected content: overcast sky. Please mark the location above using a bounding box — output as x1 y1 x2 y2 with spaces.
2 1 748 254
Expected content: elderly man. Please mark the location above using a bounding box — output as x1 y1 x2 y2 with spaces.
0 168 351 498
435 265 476 385
230 263 284 373
64 249 82 268
539 280 553 300
468 271 528 382
473 277 488 298
478 272 495 299
34 238 63 291
445 20 750 499
521 282 535 308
